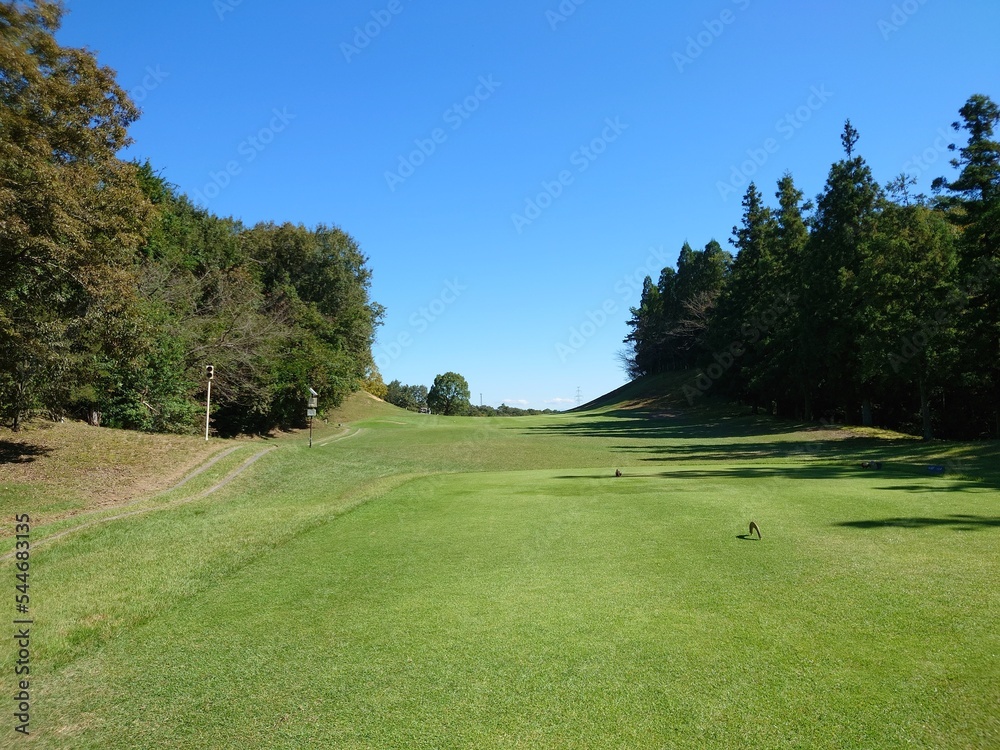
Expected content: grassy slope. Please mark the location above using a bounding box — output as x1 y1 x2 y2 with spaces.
2 384 998 748
0 420 226 529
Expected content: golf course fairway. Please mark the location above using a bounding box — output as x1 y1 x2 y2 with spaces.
2 388 998 748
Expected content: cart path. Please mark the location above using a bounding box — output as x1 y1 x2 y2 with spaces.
2 446 277 558
316 427 364 447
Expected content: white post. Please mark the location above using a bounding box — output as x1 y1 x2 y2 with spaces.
205 378 212 441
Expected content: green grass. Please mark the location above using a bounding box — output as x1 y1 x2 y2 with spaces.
2 388 998 748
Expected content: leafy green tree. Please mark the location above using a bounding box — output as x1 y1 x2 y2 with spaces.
385 380 428 411
235 221 385 430
361 366 389 400
428 372 470 415
0 0 153 428
131 171 283 434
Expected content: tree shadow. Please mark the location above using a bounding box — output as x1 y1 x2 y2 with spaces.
520 407 1000 488
552 465 995 494
556 464 943 480
835 515 1000 531
515 409 823 442
0 441 52 465
874 484 994 494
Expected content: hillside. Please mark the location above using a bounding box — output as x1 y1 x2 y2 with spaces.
0 390 400 530
573 372 707 413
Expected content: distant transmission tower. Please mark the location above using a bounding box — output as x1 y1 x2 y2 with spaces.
576 386 582 407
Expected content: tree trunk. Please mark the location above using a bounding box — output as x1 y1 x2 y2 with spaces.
862 398 873 427
86 408 101 427
919 377 933 441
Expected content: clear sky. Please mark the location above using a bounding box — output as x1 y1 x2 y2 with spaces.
56 0 1000 409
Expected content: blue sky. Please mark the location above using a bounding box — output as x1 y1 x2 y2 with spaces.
57 0 999 409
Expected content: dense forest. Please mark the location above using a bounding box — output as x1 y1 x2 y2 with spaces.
622 98 1000 439
1 1 384 435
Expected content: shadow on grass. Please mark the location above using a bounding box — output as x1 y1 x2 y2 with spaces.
835 515 1000 531
554 466 991 491
874 483 995 493
523 406 1000 488
0 440 52 465
517 409 823 442
735 534 760 541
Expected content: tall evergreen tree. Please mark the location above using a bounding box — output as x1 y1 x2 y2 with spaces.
654 267 679 371
623 276 663 377
771 174 811 418
712 182 777 408
673 240 731 368
934 94 1000 435
803 120 882 423
860 182 959 438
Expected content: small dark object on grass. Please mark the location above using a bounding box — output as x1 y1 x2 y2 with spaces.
749 521 761 539
615 469 622 477
928 464 946 474
860 461 883 469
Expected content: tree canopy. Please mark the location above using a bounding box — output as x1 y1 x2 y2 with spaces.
427 372 471 416
0 2 384 434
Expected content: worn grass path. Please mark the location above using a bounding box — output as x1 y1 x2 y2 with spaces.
1 389 998 748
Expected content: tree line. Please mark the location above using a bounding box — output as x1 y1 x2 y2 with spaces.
384 374 558 416
1 1 384 434
623 95 1000 440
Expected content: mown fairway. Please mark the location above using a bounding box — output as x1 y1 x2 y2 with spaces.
2 390 998 748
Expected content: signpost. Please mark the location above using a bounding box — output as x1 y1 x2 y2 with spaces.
308 387 318 448
205 365 214 441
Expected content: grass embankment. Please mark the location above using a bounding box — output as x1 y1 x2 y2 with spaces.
0 421 223 529
0 383 997 748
